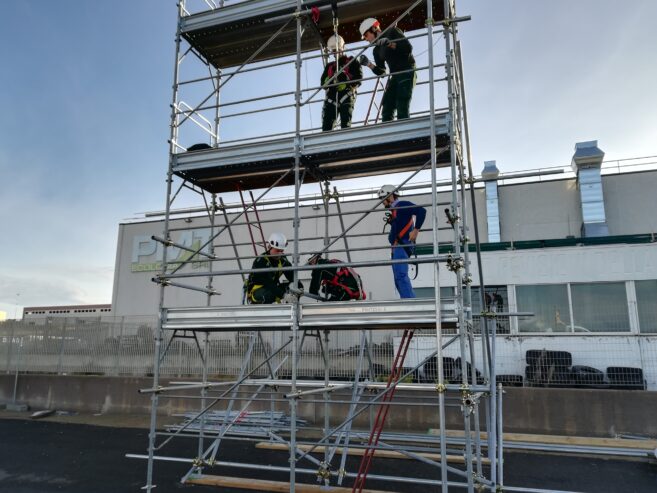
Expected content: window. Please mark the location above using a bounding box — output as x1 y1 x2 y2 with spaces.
471 286 508 314
471 286 509 334
517 284 571 333
571 282 629 333
636 280 657 333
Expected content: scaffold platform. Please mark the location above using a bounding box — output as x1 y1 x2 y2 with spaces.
174 114 451 192
163 299 458 332
181 0 447 68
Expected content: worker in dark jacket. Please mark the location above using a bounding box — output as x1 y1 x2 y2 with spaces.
246 232 299 304
378 185 426 298
358 18 416 122
307 254 365 301
321 34 363 131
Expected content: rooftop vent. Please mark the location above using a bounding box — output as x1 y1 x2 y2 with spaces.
482 160 501 242
571 141 609 237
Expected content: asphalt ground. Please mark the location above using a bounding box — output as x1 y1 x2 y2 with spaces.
0 417 655 493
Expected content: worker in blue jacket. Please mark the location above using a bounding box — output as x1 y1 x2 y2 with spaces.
377 185 426 298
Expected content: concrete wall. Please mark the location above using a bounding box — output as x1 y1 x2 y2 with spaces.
2 374 656 438
603 171 657 236
498 178 581 241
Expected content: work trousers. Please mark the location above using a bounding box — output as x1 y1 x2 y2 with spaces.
391 245 416 299
381 69 416 122
322 91 355 131
249 285 286 304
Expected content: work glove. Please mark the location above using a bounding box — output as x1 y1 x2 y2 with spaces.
358 54 369 67
337 83 347 92
375 37 391 47
281 292 297 304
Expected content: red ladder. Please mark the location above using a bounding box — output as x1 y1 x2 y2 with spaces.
237 186 266 256
351 328 415 493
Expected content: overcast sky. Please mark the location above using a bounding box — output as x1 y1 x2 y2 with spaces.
1 0 656 317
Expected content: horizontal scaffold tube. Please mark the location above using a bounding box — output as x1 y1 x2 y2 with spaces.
155 254 450 281
177 28 446 86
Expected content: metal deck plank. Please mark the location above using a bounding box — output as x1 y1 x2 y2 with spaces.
173 115 451 193
163 299 458 332
181 0 447 69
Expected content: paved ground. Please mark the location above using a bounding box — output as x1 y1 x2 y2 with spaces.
0 414 655 493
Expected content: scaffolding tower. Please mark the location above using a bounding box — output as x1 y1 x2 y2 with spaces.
131 0 507 491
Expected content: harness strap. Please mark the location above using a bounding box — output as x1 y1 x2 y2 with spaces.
323 266 365 300
392 218 415 246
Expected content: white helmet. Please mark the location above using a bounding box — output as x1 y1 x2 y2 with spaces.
377 184 398 199
359 17 380 38
327 34 345 53
267 232 288 250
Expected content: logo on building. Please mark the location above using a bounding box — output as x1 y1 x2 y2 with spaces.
131 229 211 272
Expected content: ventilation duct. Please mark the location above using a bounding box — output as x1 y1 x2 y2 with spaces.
482 160 501 242
571 141 609 237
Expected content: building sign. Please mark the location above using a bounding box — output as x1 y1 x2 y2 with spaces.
131 228 211 272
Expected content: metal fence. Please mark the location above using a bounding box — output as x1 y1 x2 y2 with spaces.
1 317 656 390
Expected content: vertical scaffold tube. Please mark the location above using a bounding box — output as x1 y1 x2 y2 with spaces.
427 1 448 492
197 193 217 470
145 3 183 490
289 2 303 491
443 2 475 491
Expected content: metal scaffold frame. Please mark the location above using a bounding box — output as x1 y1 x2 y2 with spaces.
130 0 518 492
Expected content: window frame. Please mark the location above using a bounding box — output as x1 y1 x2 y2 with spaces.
513 281 633 335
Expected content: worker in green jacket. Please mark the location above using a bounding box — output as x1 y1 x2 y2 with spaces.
321 34 363 131
245 232 300 304
358 17 416 122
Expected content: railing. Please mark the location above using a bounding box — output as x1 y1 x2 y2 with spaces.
2 318 655 390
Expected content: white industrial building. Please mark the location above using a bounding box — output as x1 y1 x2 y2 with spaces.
110 142 657 388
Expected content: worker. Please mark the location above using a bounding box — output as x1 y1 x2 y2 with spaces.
245 232 301 304
378 185 426 299
358 18 416 122
307 254 366 301
321 34 363 131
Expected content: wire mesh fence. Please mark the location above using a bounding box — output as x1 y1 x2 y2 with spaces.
1 317 655 390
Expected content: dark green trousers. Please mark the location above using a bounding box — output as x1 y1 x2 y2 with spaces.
381 69 416 122
322 92 355 131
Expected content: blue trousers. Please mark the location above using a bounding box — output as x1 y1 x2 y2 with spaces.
392 245 416 299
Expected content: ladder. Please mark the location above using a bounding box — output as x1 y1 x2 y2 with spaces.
351 328 415 493
363 77 388 126
237 186 267 255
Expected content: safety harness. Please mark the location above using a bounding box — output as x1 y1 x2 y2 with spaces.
389 207 419 280
325 57 356 105
245 254 285 304
322 259 366 300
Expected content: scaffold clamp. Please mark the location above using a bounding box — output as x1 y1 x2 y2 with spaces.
151 276 170 287
447 255 464 273
317 461 331 481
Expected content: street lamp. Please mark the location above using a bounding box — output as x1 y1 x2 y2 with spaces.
13 293 20 320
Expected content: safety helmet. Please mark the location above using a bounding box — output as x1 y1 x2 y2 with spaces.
377 184 398 199
327 34 345 53
267 232 288 250
359 17 380 38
